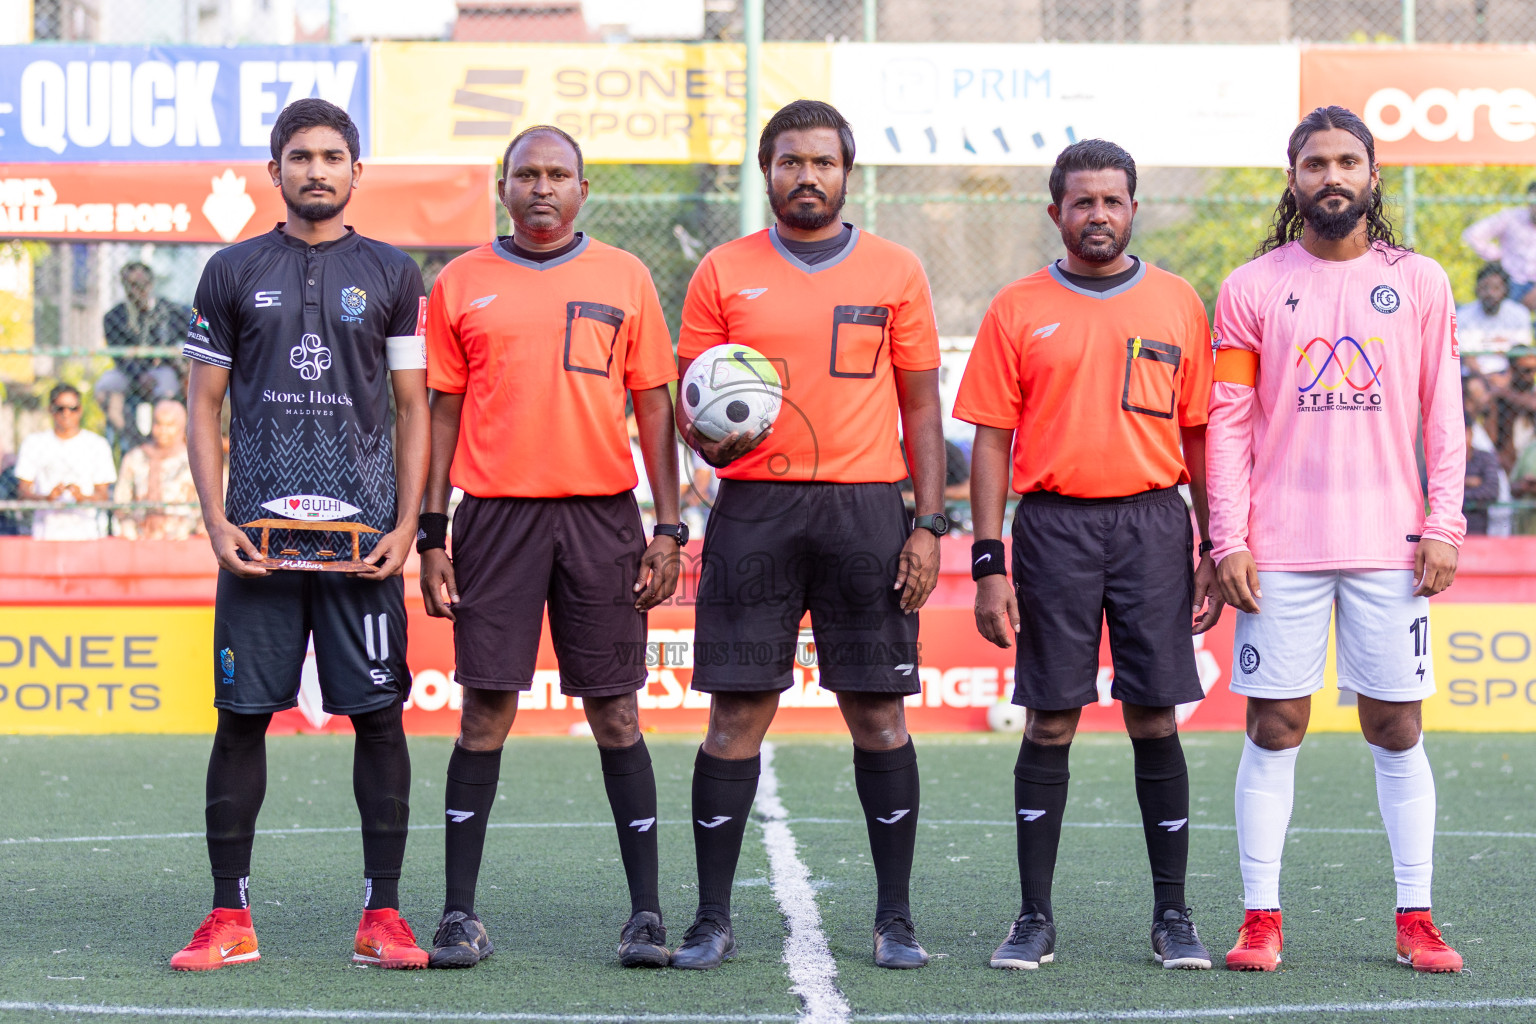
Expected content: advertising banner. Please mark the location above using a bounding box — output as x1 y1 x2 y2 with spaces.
829 43 1299 167
8 601 1534 736
371 42 830 164
1301 46 1536 166
0 44 370 163
0 162 495 247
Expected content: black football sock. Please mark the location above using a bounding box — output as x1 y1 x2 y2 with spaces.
443 744 502 915
1131 732 1190 918
352 704 412 912
853 738 921 924
1014 736 1071 921
692 747 760 921
599 737 662 917
206 709 272 910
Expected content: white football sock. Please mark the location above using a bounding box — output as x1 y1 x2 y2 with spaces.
1368 737 1436 910
1235 736 1299 910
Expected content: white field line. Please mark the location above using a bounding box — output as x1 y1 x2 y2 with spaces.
854 999 1536 1022
0 1006 793 1022
4 1000 1535 1023
756 741 851 1024
8 819 1536 847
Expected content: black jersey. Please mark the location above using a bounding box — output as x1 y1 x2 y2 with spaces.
184 226 426 559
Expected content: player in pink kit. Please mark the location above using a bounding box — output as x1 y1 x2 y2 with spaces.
1207 107 1465 974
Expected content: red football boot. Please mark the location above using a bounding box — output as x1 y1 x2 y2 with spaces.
170 908 260 971
353 908 428 969
1396 911 1463 973
1225 909 1283 971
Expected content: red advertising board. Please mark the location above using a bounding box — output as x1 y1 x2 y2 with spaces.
1301 46 1536 165
0 162 495 247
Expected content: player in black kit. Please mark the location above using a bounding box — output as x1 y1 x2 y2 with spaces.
170 99 431 972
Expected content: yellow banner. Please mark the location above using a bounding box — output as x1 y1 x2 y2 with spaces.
0 607 216 734
372 42 831 165
1308 603 1536 732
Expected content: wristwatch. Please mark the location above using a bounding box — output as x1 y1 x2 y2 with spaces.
914 513 950 537
654 522 690 547
1198 540 1214 556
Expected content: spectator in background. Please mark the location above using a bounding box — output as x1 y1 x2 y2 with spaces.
14 383 116 540
1465 374 1513 535
1493 348 1536 473
98 261 187 450
1463 182 1536 311
113 399 202 540
1512 431 1536 535
1456 264 1532 375
1463 411 1502 536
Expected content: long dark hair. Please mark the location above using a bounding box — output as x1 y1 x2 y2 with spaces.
1256 105 1410 260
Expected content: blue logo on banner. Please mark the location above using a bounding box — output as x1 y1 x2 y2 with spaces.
0 44 370 163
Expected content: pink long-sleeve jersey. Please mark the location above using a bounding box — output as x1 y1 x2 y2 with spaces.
1207 240 1466 571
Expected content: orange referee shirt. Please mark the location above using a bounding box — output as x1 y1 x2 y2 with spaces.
426 235 677 499
953 260 1212 499
678 226 940 483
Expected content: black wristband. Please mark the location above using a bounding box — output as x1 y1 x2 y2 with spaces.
1198 540 1214 555
416 512 449 553
971 538 1007 581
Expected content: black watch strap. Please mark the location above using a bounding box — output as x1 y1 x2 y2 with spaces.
1198 540 1214 555
654 522 689 547
914 513 949 536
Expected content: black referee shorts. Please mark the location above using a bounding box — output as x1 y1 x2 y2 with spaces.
691 479 920 695
1010 486 1202 711
213 570 409 716
450 492 648 697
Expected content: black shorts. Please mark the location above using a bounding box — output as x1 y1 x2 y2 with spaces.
1010 487 1202 711
213 569 409 715
691 480 920 695
450 492 647 697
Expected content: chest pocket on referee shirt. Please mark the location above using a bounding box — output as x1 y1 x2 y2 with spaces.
1121 337 1181 419
564 301 626 377
829 305 890 378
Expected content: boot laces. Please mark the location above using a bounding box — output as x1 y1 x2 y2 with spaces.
1008 913 1051 945
1402 916 1450 951
1240 912 1281 948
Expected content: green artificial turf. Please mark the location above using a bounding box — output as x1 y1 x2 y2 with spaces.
0 731 1532 1023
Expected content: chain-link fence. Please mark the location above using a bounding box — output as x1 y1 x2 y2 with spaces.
7 0 1536 536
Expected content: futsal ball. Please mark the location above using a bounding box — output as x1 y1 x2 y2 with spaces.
987 701 1027 734
681 344 782 442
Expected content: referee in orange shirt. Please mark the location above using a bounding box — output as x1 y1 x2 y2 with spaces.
671 100 946 971
954 140 1223 972
417 126 683 969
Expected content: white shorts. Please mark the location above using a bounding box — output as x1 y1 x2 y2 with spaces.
1230 570 1436 702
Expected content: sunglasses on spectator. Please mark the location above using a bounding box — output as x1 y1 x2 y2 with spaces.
51 403 81 413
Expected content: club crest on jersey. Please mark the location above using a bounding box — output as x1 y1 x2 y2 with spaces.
262 494 361 521
290 332 331 380
1370 284 1400 314
340 286 367 322
1239 644 1261 674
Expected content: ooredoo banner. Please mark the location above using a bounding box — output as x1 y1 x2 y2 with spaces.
0 162 495 247
829 43 1300 167
0 45 370 163
1301 46 1536 165
5 602 1534 736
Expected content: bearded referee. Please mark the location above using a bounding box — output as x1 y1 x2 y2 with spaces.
173 99 429 970
955 139 1221 972
418 126 682 969
671 99 946 971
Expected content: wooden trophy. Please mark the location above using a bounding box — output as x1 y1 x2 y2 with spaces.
239 519 381 573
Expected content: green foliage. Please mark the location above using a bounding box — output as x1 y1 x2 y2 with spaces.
1140 165 1536 314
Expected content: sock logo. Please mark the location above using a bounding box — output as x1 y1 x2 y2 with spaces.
629 817 656 832
364 878 373 908
1018 809 1047 822
446 809 475 823
1159 818 1189 832
697 815 732 828
876 809 911 825
237 875 250 909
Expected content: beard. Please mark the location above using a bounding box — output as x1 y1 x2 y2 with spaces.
283 181 352 223
1300 186 1370 241
1062 221 1132 265
769 179 847 231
